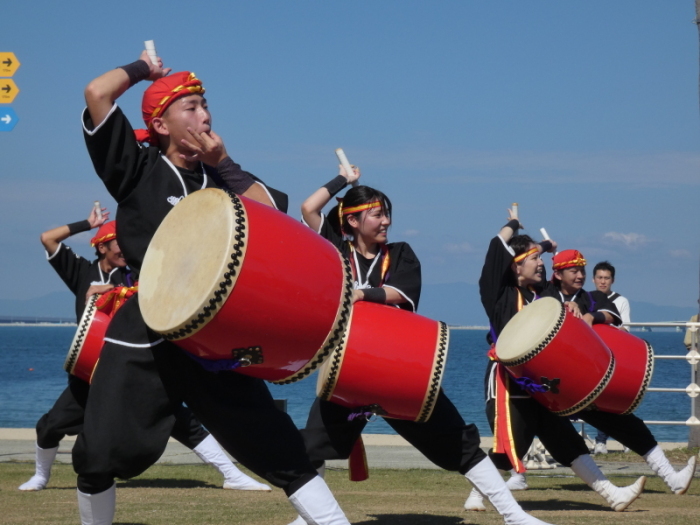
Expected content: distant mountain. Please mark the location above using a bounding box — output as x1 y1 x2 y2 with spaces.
0 287 695 326
0 291 74 319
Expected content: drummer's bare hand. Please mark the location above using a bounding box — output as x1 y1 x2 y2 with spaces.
339 164 361 184
87 207 109 228
582 313 595 326
506 208 523 229
138 50 171 80
85 284 114 303
351 289 365 304
564 301 582 318
180 128 228 166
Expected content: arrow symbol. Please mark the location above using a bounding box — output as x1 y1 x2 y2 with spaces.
1 85 11 94
1 115 11 124
1 58 11 67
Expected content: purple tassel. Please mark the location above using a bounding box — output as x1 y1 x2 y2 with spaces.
184 351 244 373
513 376 550 393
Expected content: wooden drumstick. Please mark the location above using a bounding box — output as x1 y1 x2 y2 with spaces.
511 202 518 220
335 148 359 188
540 228 558 254
144 40 158 66
94 201 102 221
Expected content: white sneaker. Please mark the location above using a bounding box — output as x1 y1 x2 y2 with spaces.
594 443 608 455
464 487 487 511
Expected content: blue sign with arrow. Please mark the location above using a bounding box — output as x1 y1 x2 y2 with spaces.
0 107 18 132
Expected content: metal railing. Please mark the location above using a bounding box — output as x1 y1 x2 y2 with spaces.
624 321 700 437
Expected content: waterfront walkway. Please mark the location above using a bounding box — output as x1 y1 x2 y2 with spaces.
1 428 696 478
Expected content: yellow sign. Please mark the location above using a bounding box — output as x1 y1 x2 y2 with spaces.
0 53 20 77
0 79 19 103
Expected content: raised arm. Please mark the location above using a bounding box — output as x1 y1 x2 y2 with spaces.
301 164 360 231
84 50 171 129
40 206 109 255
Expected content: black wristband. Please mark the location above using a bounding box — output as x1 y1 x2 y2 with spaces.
592 311 606 324
217 157 255 195
322 175 349 197
505 219 520 232
361 287 387 304
118 59 151 87
67 220 92 236
539 240 553 253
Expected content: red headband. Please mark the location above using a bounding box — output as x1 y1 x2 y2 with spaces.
90 221 117 247
552 249 587 270
133 72 205 145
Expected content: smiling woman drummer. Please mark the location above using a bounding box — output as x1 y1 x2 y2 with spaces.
290 165 555 525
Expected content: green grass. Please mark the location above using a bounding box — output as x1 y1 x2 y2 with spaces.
1 462 698 524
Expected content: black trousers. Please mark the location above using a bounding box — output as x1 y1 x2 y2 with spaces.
575 410 657 456
301 391 486 475
36 376 89 449
73 295 317 495
485 397 590 470
36 377 208 451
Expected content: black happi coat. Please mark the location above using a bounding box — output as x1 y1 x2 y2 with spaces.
316 213 421 312
47 243 130 320
82 104 287 275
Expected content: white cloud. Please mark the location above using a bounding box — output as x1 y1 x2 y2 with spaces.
403 229 420 237
444 242 474 254
670 249 693 259
602 232 649 248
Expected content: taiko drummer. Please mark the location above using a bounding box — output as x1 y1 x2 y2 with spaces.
541 248 697 495
21 206 271 496
292 166 555 525
472 208 646 513
75 49 349 524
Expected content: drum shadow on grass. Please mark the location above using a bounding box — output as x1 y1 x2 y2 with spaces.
117 478 215 489
356 515 464 525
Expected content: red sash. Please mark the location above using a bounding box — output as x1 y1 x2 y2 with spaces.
488 345 526 473
348 436 369 481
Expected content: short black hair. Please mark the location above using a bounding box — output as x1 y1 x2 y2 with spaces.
593 261 615 280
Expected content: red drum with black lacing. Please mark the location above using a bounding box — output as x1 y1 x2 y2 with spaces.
589 325 654 414
64 295 109 383
139 188 353 384
316 302 449 422
495 297 614 416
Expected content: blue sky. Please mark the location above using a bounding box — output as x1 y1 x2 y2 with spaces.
1 1 700 309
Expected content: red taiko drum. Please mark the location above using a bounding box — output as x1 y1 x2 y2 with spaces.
139 189 353 384
64 295 110 383
589 325 654 414
495 297 614 415
316 302 449 422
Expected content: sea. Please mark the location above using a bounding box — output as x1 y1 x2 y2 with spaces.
0 327 694 443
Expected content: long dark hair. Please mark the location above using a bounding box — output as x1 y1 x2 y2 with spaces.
506 234 538 287
328 185 392 239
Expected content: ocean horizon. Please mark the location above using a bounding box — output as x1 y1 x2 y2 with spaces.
0 326 695 443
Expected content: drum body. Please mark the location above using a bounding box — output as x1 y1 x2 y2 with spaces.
139 189 352 384
64 295 110 384
495 297 614 416
589 325 654 414
317 302 449 422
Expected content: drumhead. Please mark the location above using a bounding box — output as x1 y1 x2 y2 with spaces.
140 189 247 336
496 297 565 363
